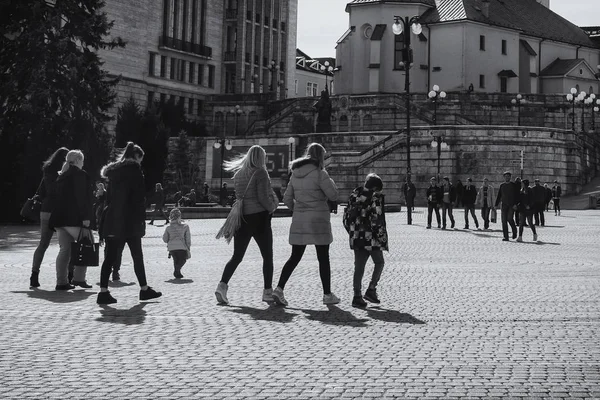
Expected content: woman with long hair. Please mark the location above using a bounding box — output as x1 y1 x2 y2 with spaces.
97 142 162 304
48 150 94 290
272 143 340 306
214 145 279 305
30 147 69 288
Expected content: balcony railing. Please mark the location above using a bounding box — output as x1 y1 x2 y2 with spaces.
225 8 237 20
159 35 212 58
224 51 236 62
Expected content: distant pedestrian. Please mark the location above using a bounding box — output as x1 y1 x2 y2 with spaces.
552 180 562 216
220 183 229 206
185 189 197 206
93 182 107 231
30 147 69 288
343 173 388 308
203 182 210 202
455 179 464 208
214 145 279 305
149 183 169 225
532 179 546 226
462 178 479 229
97 142 162 304
272 143 340 307
513 177 522 227
517 179 538 242
163 208 191 279
441 176 456 229
476 178 495 230
495 171 518 241
426 177 441 229
402 175 416 225
544 183 552 211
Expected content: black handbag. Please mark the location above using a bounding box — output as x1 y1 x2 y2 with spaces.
20 180 43 222
70 228 100 267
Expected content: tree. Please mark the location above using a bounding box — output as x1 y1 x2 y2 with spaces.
0 0 124 221
114 96 142 147
171 131 199 192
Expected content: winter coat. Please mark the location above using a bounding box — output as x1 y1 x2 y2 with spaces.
283 159 338 245
344 186 388 251
154 188 166 209
163 222 191 252
544 187 553 204
532 185 546 203
426 185 441 205
441 183 456 204
48 167 94 229
517 187 535 214
476 185 495 207
233 168 278 215
552 185 562 199
99 160 147 240
402 182 416 203
462 184 478 206
495 181 518 207
38 169 61 213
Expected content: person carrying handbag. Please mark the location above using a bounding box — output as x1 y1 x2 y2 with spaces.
214 145 279 305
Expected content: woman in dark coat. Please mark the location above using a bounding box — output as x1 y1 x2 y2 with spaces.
30 147 69 288
97 142 162 304
48 150 94 290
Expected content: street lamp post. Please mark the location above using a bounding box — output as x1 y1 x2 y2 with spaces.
566 87 580 131
268 59 279 97
321 61 334 93
230 104 243 136
213 138 233 205
591 97 600 131
287 137 295 164
431 136 449 183
511 94 526 126
428 85 446 125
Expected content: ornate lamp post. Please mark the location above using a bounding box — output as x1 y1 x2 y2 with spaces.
251 73 258 93
230 104 243 136
431 136 449 183
592 97 600 131
321 61 334 93
288 137 295 164
583 93 597 132
511 94 526 126
268 59 279 95
566 87 580 131
428 85 446 125
213 138 233 205
393 14 422 225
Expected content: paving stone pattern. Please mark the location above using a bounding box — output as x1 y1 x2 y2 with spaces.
1 209 599 399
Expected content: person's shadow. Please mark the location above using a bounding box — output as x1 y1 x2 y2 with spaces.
12 289 95 304
165 278 194 284
366 307 426 325
107 280 137 288
228 304 297 323
96 302 156 325
296 305 369 327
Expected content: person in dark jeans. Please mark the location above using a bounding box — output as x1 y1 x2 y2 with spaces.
97 142 162 304
462 178 479 229
440 176 456 230
149 183 169 225
552 180 562 216
495 171 518 241
215 145 279 305
532 179 546 226
477 178 495 230
402 175 416 225
426 177 441 229
544 183 552 211
517 179 538 242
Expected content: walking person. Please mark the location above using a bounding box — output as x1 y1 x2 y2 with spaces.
272 143 340 306
93 182 107 231
495 171 518 241
97 142 162 304
48 150 94 290
343 173 388 308
544 183 552 212
513 177 523 227
30 147 69 288
517 179 538 242
552 180 562 216
402 175 416 225
163 208 191 279
214 145 279 305
149 183 169 225
440 176 456 230
476 178 495 230
455 179 464 209
426 177 441 229
462 177 479 230
532 179 546 226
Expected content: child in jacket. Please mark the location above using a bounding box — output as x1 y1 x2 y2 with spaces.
343 173 388 308
162 208 191 279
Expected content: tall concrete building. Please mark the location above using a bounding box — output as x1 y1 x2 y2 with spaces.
98 0 298 127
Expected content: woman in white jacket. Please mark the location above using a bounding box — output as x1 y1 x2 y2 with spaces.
477 178 496 230
162 208 191 279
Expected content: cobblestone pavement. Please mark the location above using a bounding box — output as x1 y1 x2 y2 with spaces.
1 209 599 399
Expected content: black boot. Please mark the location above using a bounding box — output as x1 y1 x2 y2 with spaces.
30 271 40 288
68 270 73 284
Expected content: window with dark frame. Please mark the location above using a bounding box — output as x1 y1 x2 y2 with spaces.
148 53 156 76
479 74 485 88
160 93 166 103
198 64 204 85
170 58 176 79
197 99 203 116
179 60 186 81
208 65 215 88
394 33 405 70
160 56 167 77
500 77 507 92
502 39 507 55
147 91 154 106
188 98 194 114
189 62 195 83
480 35 485 51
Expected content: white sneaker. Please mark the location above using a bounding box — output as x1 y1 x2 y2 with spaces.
262 288 273 303
272 287 288 306
323 293 340 305
533 233 538 242
215 282 229 305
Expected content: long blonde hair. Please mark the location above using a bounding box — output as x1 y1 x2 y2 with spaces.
290 142 326 170
224 145 266 175
60 150 84 174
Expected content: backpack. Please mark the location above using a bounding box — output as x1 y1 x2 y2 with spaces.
343 191 366 233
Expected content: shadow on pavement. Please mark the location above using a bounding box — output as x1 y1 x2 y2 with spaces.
228 304 297 323
165 278 194 284
296 305 369 327
12 288 95 303
366 307 426 325
0 226 43 250
96 302 157 325
104 280 137 288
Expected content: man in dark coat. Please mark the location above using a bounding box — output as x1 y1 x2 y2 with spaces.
532 179 546 226
440 176 456 229
462 177 479 229
426 177 441 229
495 171 518 241
402 175 416 225
544 183 552 211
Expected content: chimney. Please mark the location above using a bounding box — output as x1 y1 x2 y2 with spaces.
536 0 550 8
481 0 490 18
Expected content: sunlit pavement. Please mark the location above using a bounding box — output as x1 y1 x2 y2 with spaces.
1 209 599 399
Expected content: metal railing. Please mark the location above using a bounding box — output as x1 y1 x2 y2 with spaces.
159 35 212 58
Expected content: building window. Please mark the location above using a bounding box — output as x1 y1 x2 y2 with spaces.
188 98 194 114
500 77 507 93
480 35 485 51
198 64 204 85
189 62 195 83
170 58 176 79
501 39 507 55
294 79 298 95
479 74 485 88
197 99 203 116
178 60 186 81
306 82 318 97
281 21 286 32
149 53 156 76
208 65 215 88
160 56 167 77
160 93 166 103
394 33 406 70
147 91 155 106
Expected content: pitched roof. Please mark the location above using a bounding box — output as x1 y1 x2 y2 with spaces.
419 0 595 48
539 58 585 77
345 0 435 12
296 49 336 74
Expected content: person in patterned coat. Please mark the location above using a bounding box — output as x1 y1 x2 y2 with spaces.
343 173 388 308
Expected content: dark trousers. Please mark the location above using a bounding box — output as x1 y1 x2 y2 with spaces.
170 250 187 272
464 204 479 228
519 212 537 236
427 203 441 227
221 211 273 289
533 202 545 226
104 243 122 273
554 199 561 214
150 207 169 223
406 199 414 224
481 205 491 229
277 244 331 295
501 204 517 240
442 202 455 228
100 237 147 289
353 248 384 296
